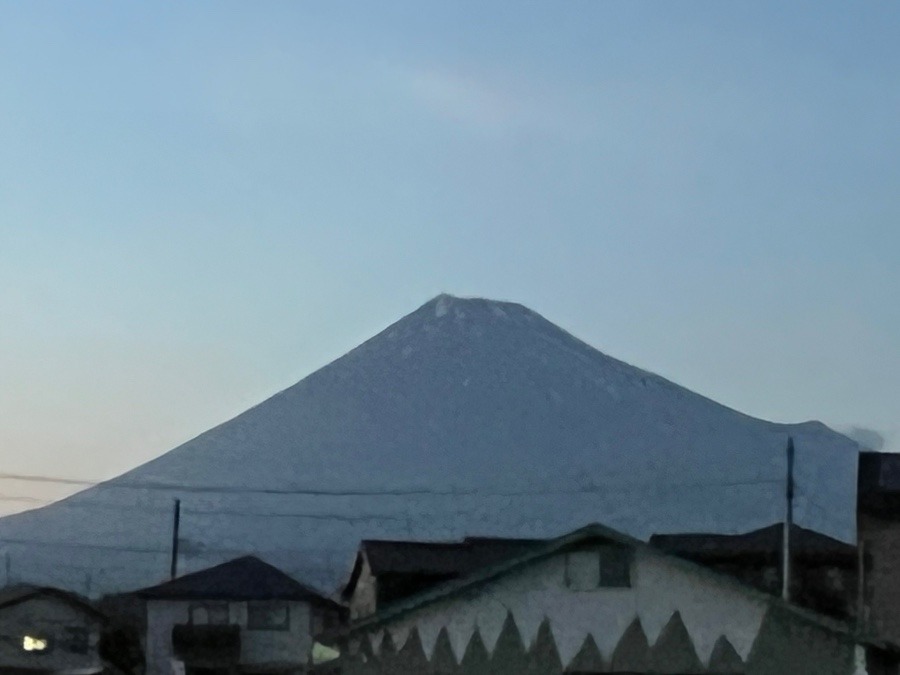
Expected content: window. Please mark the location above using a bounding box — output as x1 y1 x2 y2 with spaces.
63 627 89 654
22 635 51 653
247 601 290 631
565 547 632 590
599 547 631 587
190 602 230 625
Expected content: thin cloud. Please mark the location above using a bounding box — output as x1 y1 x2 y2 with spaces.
383 63 591 138
406 67 513 129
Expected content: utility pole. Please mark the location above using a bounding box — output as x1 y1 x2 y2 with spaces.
782 436 795 602
857 540 867 633
170 498 181 579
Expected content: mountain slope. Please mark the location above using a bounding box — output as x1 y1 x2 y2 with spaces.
0 295 859 595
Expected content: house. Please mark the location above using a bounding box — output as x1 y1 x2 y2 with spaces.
650 522 859 620
0 584 107 674
132 556 344 675
342 536 541 620
340 523 899 675
858 451 900 643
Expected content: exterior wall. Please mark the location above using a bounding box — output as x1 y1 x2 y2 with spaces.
695 558 857 620
859 513 900 643
349 557 377 621
0 595 103 673
745 604 855 675
348 545 767 669
145 599 312 675
344 545 872 675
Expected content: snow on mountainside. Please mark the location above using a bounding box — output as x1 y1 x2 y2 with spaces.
0 294 859 596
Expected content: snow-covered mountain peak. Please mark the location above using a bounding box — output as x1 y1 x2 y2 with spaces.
0 295 860 596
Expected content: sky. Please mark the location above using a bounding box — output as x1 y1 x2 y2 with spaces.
1 2 898 515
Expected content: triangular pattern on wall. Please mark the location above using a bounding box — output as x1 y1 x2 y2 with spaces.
360 611 744 674
395 626 429 675
649 611 704 674
491 610 530 674
379 630 398 673
707 635 746 673
610 618 651 672
346 638 380 675
528 617 564 675
367 628 385 655
565 633 607 672
431 626 459 674
460 628 491 675
358 635 376 662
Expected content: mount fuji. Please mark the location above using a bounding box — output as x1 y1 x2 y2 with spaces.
0 295 859 596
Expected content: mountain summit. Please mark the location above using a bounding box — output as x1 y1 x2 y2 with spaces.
0 295 859 595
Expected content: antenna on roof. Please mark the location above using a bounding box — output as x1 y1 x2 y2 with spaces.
782 436 795 602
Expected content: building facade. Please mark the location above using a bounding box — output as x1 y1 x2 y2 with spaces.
858 451 900 645
342 537 540 620
135 556 342 675
342 524 897 675
651 523 860 620
0 585 106 675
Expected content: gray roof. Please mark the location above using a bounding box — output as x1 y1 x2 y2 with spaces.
364 537 541 575
134 556 340 607
650 523 857 565
0 584 106 620
342 536 542 599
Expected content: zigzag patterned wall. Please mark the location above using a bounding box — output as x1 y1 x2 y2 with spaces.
345 609 747 673
345 605 863 675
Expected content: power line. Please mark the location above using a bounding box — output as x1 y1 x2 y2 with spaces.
0 473 97 486
0 470 784 497
0 493 48 504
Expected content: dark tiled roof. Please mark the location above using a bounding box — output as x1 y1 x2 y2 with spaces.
649 523 856 564
342 536 542 599
363 537 541 576
0 584 106 620
133 556 339 606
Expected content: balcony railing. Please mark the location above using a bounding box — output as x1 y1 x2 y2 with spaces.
172 624 241 666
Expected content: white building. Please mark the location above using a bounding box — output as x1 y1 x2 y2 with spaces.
134 556 343 675
342 523 900 675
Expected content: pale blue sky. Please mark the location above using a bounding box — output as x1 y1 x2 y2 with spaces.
1 2 898 511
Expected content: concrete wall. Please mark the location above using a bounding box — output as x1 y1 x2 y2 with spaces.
145 599 312 675
344 544 873 675
0 594 103 673
859 513 900 643
349 556 377 621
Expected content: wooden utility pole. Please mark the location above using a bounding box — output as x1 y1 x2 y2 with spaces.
782 436 795 602
170 498 181 579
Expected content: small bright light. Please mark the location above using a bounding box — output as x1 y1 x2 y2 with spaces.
23 635 48 651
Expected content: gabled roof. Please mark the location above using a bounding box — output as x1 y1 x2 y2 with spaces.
133 556 339 607
0 584 107 621
650 523 857 565
342 536 542 599
345 522 895 652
